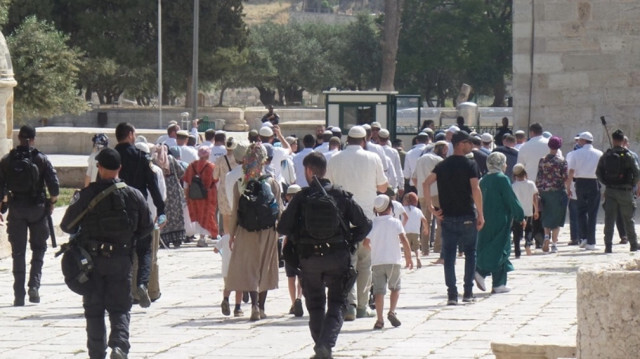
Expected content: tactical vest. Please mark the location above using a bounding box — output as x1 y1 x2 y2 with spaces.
79 187 133 247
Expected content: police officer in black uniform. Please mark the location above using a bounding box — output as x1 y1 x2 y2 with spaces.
596 129 640 253
278 152 371 359
0 125 59 306
114 122 165 307
60 148 153 359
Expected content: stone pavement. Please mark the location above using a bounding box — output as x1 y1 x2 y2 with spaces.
0 209 636 358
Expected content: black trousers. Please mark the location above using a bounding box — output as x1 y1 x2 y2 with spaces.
299 249 350 350
135 234 152 285
83 255 133 359
575 179 601 245
7 203 48 298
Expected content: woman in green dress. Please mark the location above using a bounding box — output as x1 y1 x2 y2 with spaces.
475 152 525 294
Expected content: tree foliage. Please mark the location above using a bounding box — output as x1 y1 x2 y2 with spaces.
7 16 86 120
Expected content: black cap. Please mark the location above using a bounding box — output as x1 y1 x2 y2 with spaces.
612 129 624 141
96 148 121 170
451 130 471 145
18 125 36 139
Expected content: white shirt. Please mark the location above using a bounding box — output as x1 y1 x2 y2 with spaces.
403 205 425 234
323 149 338 162
209 144 227 163
146 164 167 219
86 151 99 183
326 145 388 219
163 137 178 148
292 148 314 187
270 145 292 183
515 143 524 150
391 200 406 221
366 142 390 173
412 152 443 197
382 145 404 191
567 144 602 179
179 145 198 165
225 165 243 206
315 143 330 154
517 135 549 182
403 143 427 179
213 234 232 277
368 215 406 266
512 179 538 217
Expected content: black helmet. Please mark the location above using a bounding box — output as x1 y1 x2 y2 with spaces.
61 245 94 296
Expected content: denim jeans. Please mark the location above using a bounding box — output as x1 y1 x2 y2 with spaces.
441 215 477 298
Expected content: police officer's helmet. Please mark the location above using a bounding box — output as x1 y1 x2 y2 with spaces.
61 245 94 296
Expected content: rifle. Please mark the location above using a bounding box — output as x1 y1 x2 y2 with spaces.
600 116 613 149
46 200 56 248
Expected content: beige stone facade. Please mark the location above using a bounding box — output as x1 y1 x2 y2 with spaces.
577 259 640 358
0 31 16 259
512 0 640 154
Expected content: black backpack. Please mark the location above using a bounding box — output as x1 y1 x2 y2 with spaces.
6 149 40 196
602 148 631 186
302 185 342 241
188 164 209 200
80 186 132 244
237 175 279 232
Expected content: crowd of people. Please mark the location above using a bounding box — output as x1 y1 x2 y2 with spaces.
2 109 638 359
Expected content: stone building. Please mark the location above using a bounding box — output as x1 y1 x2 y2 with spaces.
0 32 16 258
512 0 640 154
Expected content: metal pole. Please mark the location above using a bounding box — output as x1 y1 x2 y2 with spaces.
158 0 163 129
191 0 199 122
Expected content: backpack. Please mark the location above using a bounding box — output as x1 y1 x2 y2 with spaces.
237 175 279 232
80 185 132 245
302 185 342 241
188 164 209 200
6 149 40 196
602 148 630 186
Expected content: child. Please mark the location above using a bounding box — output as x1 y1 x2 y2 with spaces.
364 194 414 330
386 187 408 226
402 192 429 267
511 164 539 257
213 234 244 316
283 184 303 316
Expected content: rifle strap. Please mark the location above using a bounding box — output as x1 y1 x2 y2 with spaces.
66 182 128 230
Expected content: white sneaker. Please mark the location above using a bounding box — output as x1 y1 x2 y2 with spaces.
474 271 486 292
550 244 558 253
585 244 598 250
492 285 511 294
578 239 587 248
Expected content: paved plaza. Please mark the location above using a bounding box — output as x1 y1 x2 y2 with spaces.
0 206 637 358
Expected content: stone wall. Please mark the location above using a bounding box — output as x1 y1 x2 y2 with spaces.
512 0 640 155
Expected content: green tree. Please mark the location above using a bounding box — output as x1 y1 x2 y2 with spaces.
336 14 382 90
7 16 86 120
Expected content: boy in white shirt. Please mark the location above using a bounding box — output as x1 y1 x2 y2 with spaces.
402 192 429 267
364 195 413 330
511 164 539 256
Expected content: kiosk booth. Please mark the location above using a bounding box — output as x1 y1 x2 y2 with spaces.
323 90 421 145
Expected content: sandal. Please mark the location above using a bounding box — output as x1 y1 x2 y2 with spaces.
387 311 401 327
373 320 384 330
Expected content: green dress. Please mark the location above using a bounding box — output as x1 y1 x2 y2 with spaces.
477 172 525 287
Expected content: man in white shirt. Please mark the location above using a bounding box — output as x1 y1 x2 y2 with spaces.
209 130 227 163
157 123 179 148
326 126 388 321
514 130 526 150
176 130 198 165
258 124 292 184
403 132 430 193
323 137 341 162
412 141 448 257
378 129 404 196
362 124 391 177
292 134 315 187
517 123 549 186
200 129 214 148
480 133 493 155
314 130 332 153
566 131 603 250
445 125 460 157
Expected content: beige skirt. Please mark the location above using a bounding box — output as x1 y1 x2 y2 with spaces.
225 226 279 292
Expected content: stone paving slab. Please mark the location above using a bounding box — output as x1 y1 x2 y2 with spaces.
0 221 636 358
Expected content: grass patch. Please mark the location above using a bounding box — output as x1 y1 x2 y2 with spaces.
55 188 77 207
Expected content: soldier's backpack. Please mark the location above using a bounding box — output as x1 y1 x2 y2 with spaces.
237 175 279 232
301 176 352 243
6 149 39 196
602 148 630 186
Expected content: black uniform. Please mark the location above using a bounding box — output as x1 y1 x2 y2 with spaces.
114 142 164 287
0 145 59 305
278 178 371 358
60 178 153 359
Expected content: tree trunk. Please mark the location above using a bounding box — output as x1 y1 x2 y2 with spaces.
284 86 304 106
491 79 507 107
379 0 404 91
277 88 285 106
218 86 227 107
257 86 276 107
